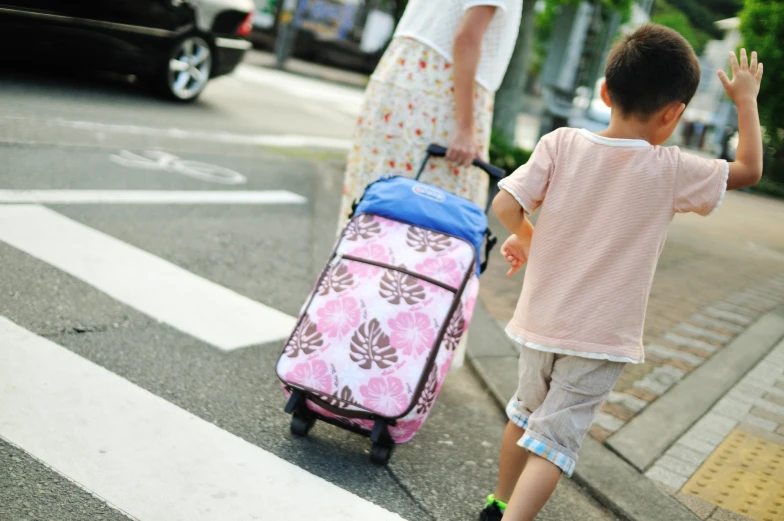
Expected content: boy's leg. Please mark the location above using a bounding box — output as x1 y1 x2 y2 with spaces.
482 348 553 519
493 421 529 503
502 355 627 521
502 455 561 521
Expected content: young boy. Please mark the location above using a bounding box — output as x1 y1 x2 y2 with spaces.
480 24 764 521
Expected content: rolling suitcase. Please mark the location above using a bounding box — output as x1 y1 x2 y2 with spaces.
276 144 505 464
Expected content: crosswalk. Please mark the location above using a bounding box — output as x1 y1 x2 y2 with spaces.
0 316 403 521
0 195 411 520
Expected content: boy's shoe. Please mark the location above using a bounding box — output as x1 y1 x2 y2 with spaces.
479 495 505 521
479 502 504 521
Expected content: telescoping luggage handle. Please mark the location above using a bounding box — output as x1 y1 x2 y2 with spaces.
416 144 503 274
415 144 506 213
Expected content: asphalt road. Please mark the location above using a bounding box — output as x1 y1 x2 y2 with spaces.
0 61 616 521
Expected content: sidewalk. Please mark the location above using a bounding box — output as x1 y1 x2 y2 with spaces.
469 189 784 521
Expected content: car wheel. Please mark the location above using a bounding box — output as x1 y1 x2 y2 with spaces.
158 35 212 102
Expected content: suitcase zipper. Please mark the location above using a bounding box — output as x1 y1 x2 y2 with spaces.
338 254 458 293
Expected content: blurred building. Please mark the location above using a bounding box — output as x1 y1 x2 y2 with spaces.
682 17 740 154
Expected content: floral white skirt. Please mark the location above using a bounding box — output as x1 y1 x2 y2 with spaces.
337 37 495 229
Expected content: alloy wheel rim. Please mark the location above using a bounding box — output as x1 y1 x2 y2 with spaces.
168 37 211 99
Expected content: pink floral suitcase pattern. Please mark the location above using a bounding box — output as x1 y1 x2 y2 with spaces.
277 214 479 446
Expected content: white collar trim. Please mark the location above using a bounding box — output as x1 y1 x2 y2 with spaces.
578 128 652 148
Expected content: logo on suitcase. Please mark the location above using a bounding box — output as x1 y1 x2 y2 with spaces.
411 184 447 203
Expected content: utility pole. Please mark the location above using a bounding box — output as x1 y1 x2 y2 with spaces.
275 0 304 69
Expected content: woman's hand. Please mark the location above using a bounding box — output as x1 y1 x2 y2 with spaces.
447 126 478 167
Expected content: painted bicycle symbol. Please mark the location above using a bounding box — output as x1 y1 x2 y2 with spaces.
110 150 247 185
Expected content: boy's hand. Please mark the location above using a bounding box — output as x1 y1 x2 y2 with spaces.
718 49 763 105
501 234 530 277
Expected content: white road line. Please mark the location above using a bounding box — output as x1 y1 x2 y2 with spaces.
0 116 353 150
233 64 364 117
0 205 296 350
0 190 306 205
0 317 404 521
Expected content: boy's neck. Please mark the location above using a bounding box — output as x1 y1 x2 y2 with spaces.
597 115 657 144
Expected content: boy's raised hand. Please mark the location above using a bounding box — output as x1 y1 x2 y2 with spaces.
501 234 530 277
718 49 763 104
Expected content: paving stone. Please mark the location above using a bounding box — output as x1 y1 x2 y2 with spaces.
588 424 612 443
674 323 734 344
737 421 784 445
776 381 784 392
626 387 658 402
645 465 689 490
740 413 777 432
694 413 740 436
601 402 635 422
666 443 711 466
777 425 784 435
752 396 784 416
593 411 625 433
702 307 754 326
633 365 686 395
712 301 760 318
708 507 752 520
688 314 744 334
726 293 778 311
663 333 719 354
646 344 706 365
667 359 697 374
675 492 718 520
655 454 702 478
763 392 784 407
678 433 720 456
607 391 648 413
713 397 752 420
749 406 784 426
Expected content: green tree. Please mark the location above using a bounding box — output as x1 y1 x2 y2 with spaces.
652 0 712 54
739 0 784 178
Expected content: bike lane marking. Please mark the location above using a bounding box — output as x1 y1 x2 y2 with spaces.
0 316 405 521
110 151 248 185
0 205 296 350
0 190 306 204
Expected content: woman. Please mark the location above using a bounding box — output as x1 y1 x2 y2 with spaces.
337 0 523 228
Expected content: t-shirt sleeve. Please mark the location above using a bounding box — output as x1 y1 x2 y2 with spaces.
463 0 509 13
497 133 555 214
673 151 729 216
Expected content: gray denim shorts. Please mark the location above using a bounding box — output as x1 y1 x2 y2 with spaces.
506 346 626 476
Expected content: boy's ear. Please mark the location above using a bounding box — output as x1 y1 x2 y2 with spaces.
600 81 612 108
662 102 686 125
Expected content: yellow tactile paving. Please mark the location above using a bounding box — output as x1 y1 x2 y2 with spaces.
683 429 784 521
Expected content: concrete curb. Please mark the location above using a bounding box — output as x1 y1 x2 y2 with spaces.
467 301 701 521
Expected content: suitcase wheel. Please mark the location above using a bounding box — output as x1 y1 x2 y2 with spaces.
290 414 315 437
370 442 394 465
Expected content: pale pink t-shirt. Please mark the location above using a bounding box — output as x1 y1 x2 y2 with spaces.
499 128 729 363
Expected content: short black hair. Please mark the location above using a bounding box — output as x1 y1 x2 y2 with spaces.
605 24 701 119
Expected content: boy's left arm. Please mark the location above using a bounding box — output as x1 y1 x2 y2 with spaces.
493 191 534 276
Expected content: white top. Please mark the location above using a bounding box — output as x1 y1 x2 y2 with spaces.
393 0 523 92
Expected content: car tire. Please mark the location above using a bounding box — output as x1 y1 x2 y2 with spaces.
156 34 213 102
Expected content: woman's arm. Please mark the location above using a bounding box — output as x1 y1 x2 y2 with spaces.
446 5 497 167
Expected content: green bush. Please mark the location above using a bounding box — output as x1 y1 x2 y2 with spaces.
751 157 784 198
489 131 532 175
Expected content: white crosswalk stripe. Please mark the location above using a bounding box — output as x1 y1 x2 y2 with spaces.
0 316 404 521
0 205 296 350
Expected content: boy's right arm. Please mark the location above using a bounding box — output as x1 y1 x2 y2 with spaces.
718 49 765 190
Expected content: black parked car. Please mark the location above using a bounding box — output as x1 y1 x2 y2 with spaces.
0 0 255 101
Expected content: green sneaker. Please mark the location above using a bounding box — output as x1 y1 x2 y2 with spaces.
479 495 505 521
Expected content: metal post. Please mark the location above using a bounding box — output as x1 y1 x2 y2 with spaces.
275 0 304 69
